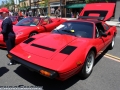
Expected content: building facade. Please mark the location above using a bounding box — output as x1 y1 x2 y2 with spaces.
18 0 116 17
48 0 66 17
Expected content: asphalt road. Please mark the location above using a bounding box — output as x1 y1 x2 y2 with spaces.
0 28 120 90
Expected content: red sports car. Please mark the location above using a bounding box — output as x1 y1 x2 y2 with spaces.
0 16 18 25
0 17 66 48
7 3 117 81
10 16 19 25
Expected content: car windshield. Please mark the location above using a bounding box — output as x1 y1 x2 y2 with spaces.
16 17 40 26
52 21 94 38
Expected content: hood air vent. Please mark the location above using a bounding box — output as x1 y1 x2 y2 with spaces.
60 45 77 55
31 43 56 52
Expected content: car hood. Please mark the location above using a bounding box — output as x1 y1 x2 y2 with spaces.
21 34 78 58
80 3 116 21
11 33 91 71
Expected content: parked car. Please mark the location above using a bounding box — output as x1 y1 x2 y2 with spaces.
7 3 117 81
0 16 66 48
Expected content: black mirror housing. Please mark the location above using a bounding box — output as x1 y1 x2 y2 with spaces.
101 32 107 37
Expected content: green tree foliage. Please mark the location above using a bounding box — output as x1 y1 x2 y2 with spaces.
9 0 15 5
4 2 10 8
39 0 48 8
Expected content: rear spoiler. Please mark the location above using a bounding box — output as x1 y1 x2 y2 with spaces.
78 16 104 21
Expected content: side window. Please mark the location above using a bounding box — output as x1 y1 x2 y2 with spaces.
95 23 105 38
43 18 50 24
102 23 110 31
95 26 100 38
49 18 52 23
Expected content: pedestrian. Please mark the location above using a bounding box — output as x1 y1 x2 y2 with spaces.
0 7 16 65
55 7 61 18
119 15 120 22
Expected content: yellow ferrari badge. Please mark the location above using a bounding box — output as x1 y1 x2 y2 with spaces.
70 30 75 32
28 55 31 58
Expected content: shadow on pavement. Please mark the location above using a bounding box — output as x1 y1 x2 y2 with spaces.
0 48 7 51
14 65 81 90
0 67 9 77
14 49 109 90
94 48 109 66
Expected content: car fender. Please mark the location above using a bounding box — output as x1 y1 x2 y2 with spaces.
57 43 96 73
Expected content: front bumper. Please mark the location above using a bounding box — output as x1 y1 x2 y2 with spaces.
7 53 58 79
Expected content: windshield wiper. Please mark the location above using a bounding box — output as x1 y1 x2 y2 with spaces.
62 30 76 36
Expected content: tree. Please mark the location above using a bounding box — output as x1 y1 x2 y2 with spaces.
9 0 15 11
39 0 48 15
4 2 10 8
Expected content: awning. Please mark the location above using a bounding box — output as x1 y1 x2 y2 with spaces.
65 4 86 8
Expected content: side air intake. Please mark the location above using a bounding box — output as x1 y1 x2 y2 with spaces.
23 38 35 44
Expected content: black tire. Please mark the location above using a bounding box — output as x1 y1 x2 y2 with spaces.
108 36 115 50
29 32 38 38
80 51 95 79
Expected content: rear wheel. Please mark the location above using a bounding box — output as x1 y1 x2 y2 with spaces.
80 51 95 79
29 32 38 38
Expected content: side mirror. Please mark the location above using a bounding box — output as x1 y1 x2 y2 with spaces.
42 22 47 25
107 32 111 35
101 32 107 37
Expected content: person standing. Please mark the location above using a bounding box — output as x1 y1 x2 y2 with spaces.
0 7 16 65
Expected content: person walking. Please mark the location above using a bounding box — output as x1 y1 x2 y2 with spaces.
55 7 61 18
0 7 16 65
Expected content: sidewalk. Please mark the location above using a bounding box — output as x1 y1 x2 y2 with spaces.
41 16 120 27
105 21 120 27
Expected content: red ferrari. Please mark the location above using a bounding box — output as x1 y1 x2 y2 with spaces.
0 16 18 25
0 17 66 48
10 16 19 25
7 3 117 81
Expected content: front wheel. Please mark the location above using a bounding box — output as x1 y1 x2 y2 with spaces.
80 51 95 79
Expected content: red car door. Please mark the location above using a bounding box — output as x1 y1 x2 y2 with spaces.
102 22 113 45
94 26 105 52
96 22 111 49
42 18 58 32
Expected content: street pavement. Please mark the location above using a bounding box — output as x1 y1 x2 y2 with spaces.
0 28 120 90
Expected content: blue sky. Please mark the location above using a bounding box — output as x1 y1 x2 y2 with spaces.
0 0 19 5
